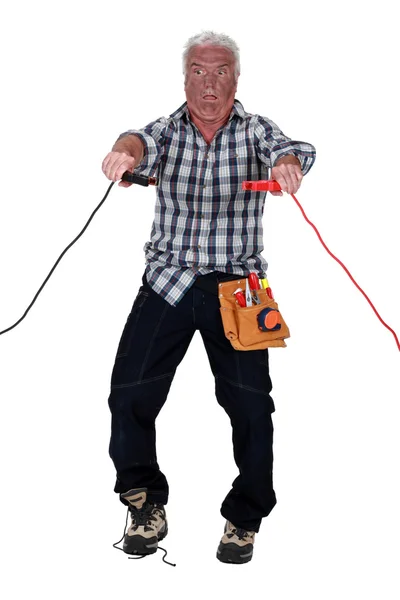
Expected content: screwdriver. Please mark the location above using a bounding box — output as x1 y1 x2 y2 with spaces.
232 288 246 307
248 273 261 304
260 277 274 299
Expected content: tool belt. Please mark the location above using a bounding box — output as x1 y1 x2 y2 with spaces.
217 277 290 350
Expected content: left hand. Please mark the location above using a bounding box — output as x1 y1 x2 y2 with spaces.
270 155 303 196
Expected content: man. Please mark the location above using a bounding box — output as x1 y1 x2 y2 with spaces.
102 31 316 565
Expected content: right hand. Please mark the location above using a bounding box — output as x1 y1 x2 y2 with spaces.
101 151 137 187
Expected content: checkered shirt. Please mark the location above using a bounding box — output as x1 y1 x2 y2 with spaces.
118 99 316 307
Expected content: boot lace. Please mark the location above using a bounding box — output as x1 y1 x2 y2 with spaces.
228 526 253 541
112 503 176 567
129 502 160 531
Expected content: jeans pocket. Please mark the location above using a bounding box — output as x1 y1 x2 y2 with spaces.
115 290 149 358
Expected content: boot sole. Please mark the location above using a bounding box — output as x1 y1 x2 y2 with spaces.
123 524 168 556
216 542 253 564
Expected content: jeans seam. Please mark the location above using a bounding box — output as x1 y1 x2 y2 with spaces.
115 291 150 358
216 373 272 396
111 371 174 389
138 301 169 382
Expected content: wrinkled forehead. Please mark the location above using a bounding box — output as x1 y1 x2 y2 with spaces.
187 44 235 68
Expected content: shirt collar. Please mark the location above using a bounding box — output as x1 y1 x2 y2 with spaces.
170 99 246 123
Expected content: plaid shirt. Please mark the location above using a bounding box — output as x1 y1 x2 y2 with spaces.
119 100 316 307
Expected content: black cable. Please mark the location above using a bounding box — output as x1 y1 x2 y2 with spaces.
0 181 116 336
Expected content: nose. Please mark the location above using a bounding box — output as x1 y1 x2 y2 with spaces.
204 72 217 86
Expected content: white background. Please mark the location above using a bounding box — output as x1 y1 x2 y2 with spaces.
0 0 399 597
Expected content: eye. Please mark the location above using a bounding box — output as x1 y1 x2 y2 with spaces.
194 69 203 75
218 70 226 76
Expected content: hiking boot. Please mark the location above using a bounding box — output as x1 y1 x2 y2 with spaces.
216 520 256 564
120 487 168 555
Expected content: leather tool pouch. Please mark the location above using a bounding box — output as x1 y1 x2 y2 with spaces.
218 277 290 350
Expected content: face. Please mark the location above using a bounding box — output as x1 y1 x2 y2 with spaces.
184 45 239 124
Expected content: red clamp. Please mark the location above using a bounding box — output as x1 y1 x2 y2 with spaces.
242 180 281 192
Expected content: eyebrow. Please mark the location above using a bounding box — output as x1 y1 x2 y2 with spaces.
190 62 230 69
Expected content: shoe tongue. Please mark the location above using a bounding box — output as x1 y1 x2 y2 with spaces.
120 487 147 509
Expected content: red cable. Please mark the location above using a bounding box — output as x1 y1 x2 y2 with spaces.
290 193 400 352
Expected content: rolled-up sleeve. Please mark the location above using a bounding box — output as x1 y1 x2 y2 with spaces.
254 116 316 175
117 117 168 178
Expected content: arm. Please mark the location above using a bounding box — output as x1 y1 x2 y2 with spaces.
102 135 145 188
271 154 303 196
254 116 316 195
102 117 168 187
112 134 145 159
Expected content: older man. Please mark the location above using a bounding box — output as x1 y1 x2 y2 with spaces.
102 31 316 565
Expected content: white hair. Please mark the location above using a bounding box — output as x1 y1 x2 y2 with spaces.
182 31 240 81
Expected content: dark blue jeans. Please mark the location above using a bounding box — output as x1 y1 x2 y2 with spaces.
108 270 277 532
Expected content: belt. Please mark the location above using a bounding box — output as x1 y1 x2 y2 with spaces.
193 271 243 296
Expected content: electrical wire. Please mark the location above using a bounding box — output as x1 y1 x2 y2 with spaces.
1 180 398 353
290 193 400 352
0 181 115 336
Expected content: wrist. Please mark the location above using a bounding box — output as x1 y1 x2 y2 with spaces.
274 154 301 167
112 134 145 164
